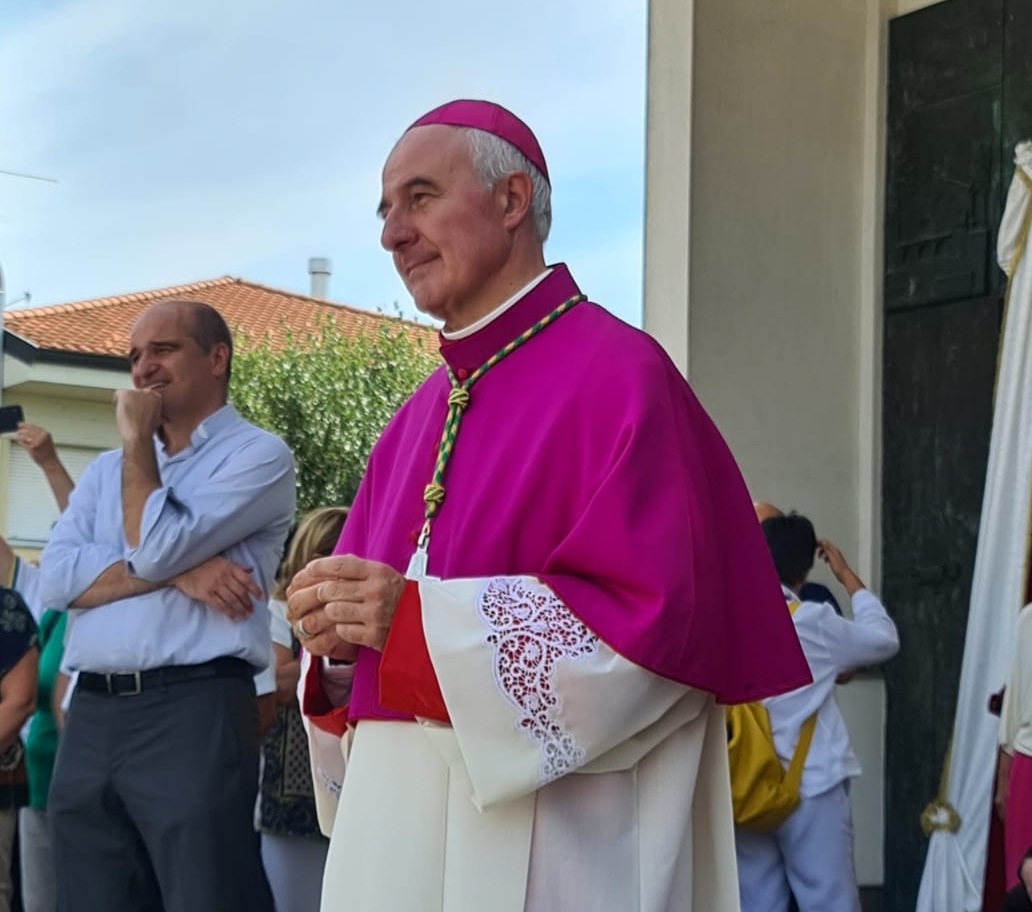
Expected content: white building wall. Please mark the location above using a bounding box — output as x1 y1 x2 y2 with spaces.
676 0 869 552
641 0 947 887
9 390 122 451
0 365 126 548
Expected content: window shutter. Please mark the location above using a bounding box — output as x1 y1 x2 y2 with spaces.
6 446 101 546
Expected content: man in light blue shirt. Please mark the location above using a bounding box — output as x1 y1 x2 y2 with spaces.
40 299 295 912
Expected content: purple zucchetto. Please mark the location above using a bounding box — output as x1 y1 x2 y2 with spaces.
407 99 550 185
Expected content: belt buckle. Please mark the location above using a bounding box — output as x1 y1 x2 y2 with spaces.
107 671 142 696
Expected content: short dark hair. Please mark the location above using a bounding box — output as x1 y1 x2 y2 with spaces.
761 513 817 588
160 299 234 384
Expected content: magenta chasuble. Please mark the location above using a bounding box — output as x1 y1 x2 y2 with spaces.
334 263 809 721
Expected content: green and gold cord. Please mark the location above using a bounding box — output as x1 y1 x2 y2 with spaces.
417 292 585 548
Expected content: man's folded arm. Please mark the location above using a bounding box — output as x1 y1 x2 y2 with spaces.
40 460 135 609
126 439 295 581
63 561 163 609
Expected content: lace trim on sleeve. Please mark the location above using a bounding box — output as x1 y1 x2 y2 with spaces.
476 577 599 784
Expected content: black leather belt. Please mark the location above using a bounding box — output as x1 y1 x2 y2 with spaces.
77 657 254 697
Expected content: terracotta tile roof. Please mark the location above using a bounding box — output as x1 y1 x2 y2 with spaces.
4 276 437 359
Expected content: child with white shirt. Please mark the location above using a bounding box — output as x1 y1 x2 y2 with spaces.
735 512 900 912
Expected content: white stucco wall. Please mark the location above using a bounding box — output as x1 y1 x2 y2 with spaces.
662 0 870 552
641 0 940 887
0 360 126 545
893 0 946 15
7 390 121 450
837 673 890 886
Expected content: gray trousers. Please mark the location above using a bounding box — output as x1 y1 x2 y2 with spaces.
19 807 56 912
260 834 328 912
48 674 273 912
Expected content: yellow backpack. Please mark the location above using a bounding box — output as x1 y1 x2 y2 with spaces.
725 600 817 831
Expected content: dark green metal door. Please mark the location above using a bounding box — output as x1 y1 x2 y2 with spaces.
882 1 1032 909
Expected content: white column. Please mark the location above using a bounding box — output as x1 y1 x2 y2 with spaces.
643 0 694 378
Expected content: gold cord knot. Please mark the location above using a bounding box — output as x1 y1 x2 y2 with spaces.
423 482 445 508
920 798 961 836
447 387 471 411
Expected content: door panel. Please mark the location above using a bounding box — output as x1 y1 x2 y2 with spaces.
884 87 1000 310
880 1 1024 909
887 0 1002 112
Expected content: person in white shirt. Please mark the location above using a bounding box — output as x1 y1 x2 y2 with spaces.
735 512 900 912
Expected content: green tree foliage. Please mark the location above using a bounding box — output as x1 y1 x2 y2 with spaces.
230 314 437 513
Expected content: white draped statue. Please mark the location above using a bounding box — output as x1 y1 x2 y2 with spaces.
915 141 1032 911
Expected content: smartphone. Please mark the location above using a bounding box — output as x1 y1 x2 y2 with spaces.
0 405 24 435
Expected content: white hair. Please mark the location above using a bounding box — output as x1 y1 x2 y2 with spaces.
463 127 552 243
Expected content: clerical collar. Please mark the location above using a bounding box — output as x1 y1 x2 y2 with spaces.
438 264 583 375
441 269 552 341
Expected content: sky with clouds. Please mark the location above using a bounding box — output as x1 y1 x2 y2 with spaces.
0 0 647 327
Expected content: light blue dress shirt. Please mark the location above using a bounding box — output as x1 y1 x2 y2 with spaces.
40 405 296 674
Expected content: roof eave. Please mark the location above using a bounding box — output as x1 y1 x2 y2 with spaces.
3 331 128 372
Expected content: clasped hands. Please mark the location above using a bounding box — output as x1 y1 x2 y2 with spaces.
285 556 406 662
169 554 404 659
